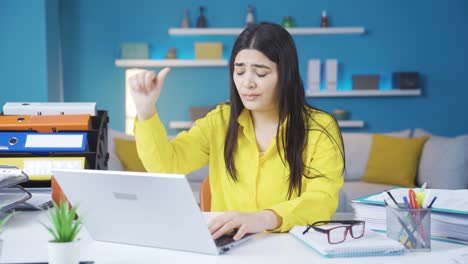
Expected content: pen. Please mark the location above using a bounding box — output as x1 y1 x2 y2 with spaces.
422 190 432 208
397 215 420 248
401 195 415 240
420 182 427 192
403 195 416 225
402 196 411 209
409 189 427 242
417 183 427 206
386 191 400 208
416 191 425 208
384 192 398 208
427 196 438 208
409 189 419 209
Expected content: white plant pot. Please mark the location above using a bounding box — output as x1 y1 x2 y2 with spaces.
48 240 80 264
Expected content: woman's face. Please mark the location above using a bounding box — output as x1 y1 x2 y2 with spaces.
233 49 279 113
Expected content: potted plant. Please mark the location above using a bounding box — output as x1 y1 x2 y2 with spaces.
42 201 83 264
0 211 15 259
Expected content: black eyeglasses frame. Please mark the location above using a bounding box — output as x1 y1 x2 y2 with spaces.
302 220 366 244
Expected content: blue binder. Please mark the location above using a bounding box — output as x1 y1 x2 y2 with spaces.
0 132 87 153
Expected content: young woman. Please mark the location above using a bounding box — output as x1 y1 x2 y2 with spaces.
129 22 344 241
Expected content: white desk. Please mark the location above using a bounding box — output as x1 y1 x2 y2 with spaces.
1 211 468 264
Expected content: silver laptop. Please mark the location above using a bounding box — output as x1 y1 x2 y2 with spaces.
51 169 254 255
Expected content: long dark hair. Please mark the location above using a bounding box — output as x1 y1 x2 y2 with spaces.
224 22 344 199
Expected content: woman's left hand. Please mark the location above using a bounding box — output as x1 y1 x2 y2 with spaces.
208 210 281 241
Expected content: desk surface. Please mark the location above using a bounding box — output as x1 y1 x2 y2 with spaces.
1 211 468 264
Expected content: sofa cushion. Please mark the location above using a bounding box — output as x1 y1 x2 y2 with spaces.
114 138 146 172
342 129 411 181
361 134 428 187
414 129 468 189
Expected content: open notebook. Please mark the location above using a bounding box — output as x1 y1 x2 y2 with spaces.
290 226 405 258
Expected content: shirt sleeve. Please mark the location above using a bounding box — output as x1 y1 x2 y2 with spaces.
268 120 344 232
134 111 212 174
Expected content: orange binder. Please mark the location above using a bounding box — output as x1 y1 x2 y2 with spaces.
0 114 91 132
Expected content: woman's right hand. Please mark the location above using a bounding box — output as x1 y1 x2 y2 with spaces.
129 67 171 121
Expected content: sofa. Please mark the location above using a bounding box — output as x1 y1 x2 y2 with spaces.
108 128 468 213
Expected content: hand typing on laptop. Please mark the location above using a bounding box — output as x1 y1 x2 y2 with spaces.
208 210 282 240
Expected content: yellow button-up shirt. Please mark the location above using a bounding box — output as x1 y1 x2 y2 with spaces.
135 104 344 232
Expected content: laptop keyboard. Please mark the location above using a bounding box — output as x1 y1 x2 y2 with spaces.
215 234 236 247
215 233 254 247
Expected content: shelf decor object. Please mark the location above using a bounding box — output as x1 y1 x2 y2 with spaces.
121 43 149 59
196 6 207 28
195 42 223 59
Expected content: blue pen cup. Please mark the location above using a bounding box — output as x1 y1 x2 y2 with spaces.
386 206 431 251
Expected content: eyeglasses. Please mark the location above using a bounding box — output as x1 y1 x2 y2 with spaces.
302 220 366 244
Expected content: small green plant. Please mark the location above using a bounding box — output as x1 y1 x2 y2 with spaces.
0 211 15 234
42 201 82 242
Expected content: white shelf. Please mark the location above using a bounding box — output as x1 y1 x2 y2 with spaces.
288 27 365 35
306 89 422 97
115 59 228 68
338 120 365 128
168 27 365 36
170 120 364 129
169 28 243 35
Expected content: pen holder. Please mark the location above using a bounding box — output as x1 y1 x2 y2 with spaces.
386 206 431 251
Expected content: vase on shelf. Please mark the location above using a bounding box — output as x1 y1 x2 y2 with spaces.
165 48 177 59
282 16 295 28
196 6 207 28
181 8 190 28
320 10 329 27
245 5 255 26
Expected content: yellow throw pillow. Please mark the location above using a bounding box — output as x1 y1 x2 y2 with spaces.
114 138 146 172
361 135 428 187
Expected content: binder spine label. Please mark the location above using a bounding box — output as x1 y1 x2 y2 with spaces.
23 160 84 176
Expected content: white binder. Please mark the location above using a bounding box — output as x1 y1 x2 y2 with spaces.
308 59 321 92
2 102 96 116
325 59 338 91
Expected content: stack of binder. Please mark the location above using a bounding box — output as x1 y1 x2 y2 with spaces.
0 102 109 188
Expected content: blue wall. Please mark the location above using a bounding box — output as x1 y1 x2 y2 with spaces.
0 0 48 104
46 0 63 102
0 0 62 104
3 0 468 136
